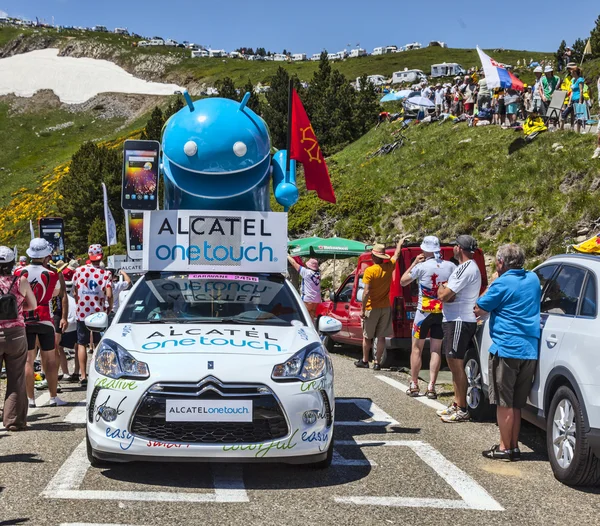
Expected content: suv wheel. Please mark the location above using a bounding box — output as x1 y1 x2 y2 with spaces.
547 385 600 486
463 348 492 421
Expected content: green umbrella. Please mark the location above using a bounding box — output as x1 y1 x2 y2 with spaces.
288 237 325 256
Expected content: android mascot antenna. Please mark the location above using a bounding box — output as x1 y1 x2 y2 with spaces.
161 91 299 212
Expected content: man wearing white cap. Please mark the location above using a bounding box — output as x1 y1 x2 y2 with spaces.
15 238 68 407
532 66 544 114
400 236 456 398
72 244 113 387
540 65 560 116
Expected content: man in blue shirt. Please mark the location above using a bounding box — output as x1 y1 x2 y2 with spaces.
474 244 541 461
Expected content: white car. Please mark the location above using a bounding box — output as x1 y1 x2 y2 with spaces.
468 254 600 486
85 272 337 468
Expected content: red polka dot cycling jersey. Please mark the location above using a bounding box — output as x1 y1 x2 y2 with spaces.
72 264 112 321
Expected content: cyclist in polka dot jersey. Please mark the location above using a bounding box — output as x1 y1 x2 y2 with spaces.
72 244 113 386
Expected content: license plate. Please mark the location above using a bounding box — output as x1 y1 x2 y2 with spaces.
406 311 416 320
166 400 253 422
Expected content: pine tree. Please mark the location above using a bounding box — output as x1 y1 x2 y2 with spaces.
571 38 585 62
140 106 165 141
165 95 184 120
216 77 238 100
590 15 600 59
263 67 291 149
354 75 379 135
57 142 123 253
555 40 567 71
242 79 261 114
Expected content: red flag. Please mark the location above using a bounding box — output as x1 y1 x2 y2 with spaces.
289 89 336 203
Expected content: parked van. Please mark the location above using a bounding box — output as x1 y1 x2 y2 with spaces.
349 48 367 58
431 63 465 78
315 243 488 366
392 69 427 84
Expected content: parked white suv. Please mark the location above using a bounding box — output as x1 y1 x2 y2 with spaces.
466 254 600 486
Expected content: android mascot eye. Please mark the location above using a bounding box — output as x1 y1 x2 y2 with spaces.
183 141 198 156
233 141 247 157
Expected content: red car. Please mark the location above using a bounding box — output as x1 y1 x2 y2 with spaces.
316 243 488 366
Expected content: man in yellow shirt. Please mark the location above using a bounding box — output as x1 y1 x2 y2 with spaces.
356 240 402 370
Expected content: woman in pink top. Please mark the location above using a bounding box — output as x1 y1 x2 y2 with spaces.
0 247 37 431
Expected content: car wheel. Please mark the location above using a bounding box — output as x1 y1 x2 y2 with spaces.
464 348 492 421
546 385 600 486
309 437 334 469
323 335 335 353
86 429 112 468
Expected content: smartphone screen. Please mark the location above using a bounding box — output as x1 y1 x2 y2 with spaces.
126 211 144 259
39 217 65 262
121 140 160 210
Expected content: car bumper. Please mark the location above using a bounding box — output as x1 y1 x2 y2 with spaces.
86 366 334 463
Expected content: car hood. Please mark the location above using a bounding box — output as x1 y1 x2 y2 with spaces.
105 323 320 356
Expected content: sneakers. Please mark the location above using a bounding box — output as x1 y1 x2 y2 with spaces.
28 397 36 409
48 397 68 407
436 402 457 417
354 360 369 369
441 408 470 423
373 364 381 371
79 378 88 387
592 147 600 159
64 373 80 383
512 447 521 461
34 379 48 390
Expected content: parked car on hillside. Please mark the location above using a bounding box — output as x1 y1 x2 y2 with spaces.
315 243 488 366
469 253 600 486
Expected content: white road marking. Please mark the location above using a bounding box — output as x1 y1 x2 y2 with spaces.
334 439 504 511
375 375 447 411
63 402 87 423
335 398 400 427
42 439 249 503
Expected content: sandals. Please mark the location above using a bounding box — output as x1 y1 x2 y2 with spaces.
6 424 27 432
425 389 438 400
405 382 420 397
482 444 512 461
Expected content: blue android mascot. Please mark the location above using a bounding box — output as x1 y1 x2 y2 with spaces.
161 91 298 212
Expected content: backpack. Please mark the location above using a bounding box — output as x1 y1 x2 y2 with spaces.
0 276 19 321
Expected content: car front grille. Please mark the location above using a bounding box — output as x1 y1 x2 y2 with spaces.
130 376 288 444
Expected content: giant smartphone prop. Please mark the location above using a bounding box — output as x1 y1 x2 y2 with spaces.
121 140 160 210
125 210 144 260
39 217 65 262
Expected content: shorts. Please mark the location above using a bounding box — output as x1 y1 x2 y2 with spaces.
60 330 77 350
53 315 63 335
25 323 56 351
362 307 393 340
506 102 519 115
464 102 474 113
488 354 537 409
442 321 477 359
412 312 443 340
77 320 93 346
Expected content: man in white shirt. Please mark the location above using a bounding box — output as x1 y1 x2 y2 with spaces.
437 235 482 423
400 236 456 398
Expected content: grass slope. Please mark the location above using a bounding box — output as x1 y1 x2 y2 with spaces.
286 121 600 267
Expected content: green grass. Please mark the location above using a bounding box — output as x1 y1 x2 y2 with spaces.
286 120 600 265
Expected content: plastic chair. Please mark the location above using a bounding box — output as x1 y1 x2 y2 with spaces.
544 90 567 124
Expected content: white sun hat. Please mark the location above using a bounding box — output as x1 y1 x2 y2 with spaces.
420 236 441 253
26 238 52 258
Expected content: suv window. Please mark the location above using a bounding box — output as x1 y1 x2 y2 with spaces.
541 265 586 316
535 264 559 293
579 275 597 318
337 276 355 302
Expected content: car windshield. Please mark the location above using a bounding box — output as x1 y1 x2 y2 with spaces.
118 272 303 326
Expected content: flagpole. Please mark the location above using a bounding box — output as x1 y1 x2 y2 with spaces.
285 78 293 179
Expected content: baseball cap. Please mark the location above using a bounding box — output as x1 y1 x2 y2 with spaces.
19 256 27 263
88 244 104 262
453 235 478 253
26 238 52 259
371 243 391 260
420 236 441 253
0 246 15 263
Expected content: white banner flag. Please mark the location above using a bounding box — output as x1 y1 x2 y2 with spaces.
29 220 35 240
102 182 118 246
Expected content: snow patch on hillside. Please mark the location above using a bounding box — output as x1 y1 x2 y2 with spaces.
0 48 184 104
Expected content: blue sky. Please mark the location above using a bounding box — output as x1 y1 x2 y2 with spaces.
3 1 598 55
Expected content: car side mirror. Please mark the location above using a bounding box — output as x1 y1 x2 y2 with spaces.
318 316 342 335
329 290 336 302
85 312 108 332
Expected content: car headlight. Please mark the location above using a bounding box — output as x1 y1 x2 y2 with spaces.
95 338 150 380
272 342 327 382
